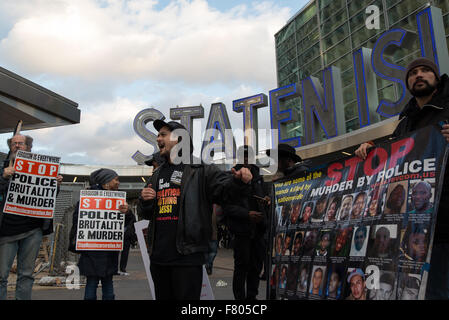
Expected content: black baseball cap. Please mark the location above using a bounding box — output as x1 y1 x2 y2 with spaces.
153 119 187 132
153 119 194 153
144 151 164 166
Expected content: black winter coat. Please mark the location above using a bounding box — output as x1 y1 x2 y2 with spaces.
224 164 268 237
392 74 449 242
393 74 449 138
139 161 249 256
124 211 137 245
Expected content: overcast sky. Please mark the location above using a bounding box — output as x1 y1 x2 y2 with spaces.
0 0 309 165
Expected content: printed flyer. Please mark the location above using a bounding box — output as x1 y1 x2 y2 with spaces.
3 150 60 218
76 189 126 251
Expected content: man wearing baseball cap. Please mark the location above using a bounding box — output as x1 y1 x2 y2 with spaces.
346 268 367 300
139 119 253 300
355 57 449 299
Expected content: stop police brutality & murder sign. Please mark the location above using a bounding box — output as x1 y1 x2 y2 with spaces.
76 190 126 251
3 150 60 218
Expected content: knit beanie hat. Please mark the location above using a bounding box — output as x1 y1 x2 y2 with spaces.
89 168 118 186
405 57 440 91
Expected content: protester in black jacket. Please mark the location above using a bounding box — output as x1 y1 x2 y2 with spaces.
224 145 270 300
72 168 131 300
0 134 62 300
139 120 253 300
355 57 449 299
265 143 310 299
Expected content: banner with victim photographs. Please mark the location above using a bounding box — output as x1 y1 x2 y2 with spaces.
269 125 448 300
3 150 60 218
76 190 126 251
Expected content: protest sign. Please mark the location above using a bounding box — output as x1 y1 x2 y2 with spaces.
76 189 126 251
3 150 60 218
269 125 448 300
134 219 215 300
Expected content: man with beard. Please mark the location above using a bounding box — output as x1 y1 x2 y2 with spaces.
140 121 253 300
354 58 449 299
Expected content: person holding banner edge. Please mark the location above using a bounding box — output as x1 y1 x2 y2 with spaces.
266 143 308 181
0 134 62 300
139 120 253 300
223 145 269 300
355 57 449 299
71 168 131 300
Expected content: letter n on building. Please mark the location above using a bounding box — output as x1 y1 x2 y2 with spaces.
301 66 346 145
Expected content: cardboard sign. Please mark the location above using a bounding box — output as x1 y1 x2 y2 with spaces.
3 150 60 218
76 189 126 251
134 219 215 300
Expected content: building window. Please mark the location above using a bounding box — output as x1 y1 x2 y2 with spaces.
322 23 350 51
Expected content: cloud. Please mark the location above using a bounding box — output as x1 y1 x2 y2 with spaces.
0 0 291 86
21 97 149 165
0 82 274 165
0 0 295 165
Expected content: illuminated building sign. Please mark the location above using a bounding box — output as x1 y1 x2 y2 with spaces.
133 6 449 164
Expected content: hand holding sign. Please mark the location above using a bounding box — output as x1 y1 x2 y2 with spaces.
440 123 449 143
119 202 129 213
231 167 253 184
2 166 15 179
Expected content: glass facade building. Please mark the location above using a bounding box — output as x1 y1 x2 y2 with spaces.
275 0 449 142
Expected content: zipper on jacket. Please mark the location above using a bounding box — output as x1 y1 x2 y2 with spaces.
176 165 195 254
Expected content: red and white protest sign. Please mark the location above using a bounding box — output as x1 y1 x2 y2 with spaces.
3 150 60 218
76 189 126 251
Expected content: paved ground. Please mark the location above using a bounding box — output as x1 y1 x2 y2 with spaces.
5 247 267 300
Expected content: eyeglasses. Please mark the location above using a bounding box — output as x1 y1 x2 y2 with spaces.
12 142 25 146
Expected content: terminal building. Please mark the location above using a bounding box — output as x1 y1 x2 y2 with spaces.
273 0 449 162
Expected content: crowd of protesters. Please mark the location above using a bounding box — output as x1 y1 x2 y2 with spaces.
0 57 449 301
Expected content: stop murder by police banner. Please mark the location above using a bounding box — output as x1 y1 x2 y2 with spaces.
76 189 127 251
3 150 60 219
269 124 448 300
